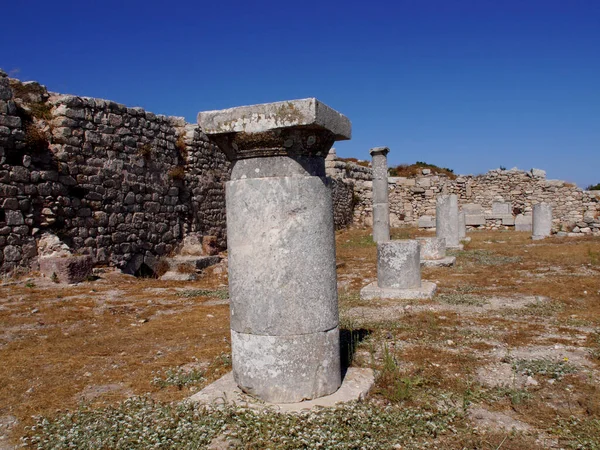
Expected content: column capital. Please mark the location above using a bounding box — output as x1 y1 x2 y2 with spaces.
198 98 351 161
369 146 389 157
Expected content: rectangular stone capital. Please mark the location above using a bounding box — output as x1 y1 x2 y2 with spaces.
197 98 351 140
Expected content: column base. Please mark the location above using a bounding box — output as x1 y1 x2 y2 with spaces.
421 256 456 267
188 367 374 413
360 281 437 300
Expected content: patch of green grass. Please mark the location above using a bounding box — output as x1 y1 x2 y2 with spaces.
454 249 522 266
23 397 461 449
512 357 577 380
151 367 206 390
177 289 228 300
339 234 375 248
437 292 489 307
523 299 564 316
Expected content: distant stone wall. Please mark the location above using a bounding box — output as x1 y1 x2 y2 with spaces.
326 151 600 235
0 72 229 273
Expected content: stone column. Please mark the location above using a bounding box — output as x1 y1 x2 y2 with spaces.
370 147 390 242
198 98 351 403
532 202 552 240
436 194 460 248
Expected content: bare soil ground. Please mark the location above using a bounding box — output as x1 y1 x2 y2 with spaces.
1 227 600 448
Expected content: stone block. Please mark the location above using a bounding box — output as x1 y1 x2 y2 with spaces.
465 214 486 226
416 237 446 260
39 254 94 283
377 240 421 289
492 202 511 215
198 98 351 141
462 203 483 214
418 215 436 228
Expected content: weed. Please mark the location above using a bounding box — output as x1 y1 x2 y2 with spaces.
512 357 577 380
50 272 59 283
552 416 600 449
137 143 153 159
175 134 188 159
588 248 600 266
25 281 35 288
168 166 186 180
177 289 229 300
151 367 206 390
23 398 460 449
24 123 49 151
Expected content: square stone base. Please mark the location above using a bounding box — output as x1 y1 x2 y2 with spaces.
421 256 456 267
188 368 374 413
360 280 437 300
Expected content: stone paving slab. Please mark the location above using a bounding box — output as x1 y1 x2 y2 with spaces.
188 367 374 413
360 281 437 300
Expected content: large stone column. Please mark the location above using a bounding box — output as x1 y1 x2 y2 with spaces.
532 202 552 240
370 147 390 242
198 98 351 403
436 194 460 249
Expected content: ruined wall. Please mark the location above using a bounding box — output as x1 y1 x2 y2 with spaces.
0 72 229 272
326 152 600 235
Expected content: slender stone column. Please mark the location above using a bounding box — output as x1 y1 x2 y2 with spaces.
458 211 466 240
370 147 390 242
532 202 552 240
198 98 351 403
436 194 460 248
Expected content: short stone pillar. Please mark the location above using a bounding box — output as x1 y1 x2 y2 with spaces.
416 237 456 267
360 240 437 299
532 202 552 240
370 147 390 242
198 98 351 403
436 194 461 249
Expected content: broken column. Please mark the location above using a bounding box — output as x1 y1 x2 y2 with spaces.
532 202 552 240
360 240 437 299
416 237 456 267
436 194 461 249
370 147 390 242
198 98 351 403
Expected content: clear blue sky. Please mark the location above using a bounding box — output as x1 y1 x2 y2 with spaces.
2 0 598 187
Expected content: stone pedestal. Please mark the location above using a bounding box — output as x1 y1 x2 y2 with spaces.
370 147 390 243
532 202 552 240
360 240 436 299
416 237 456 267
436 194 460 249
198 98 351 403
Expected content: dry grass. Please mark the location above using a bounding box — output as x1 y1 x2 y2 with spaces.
2 228 600 448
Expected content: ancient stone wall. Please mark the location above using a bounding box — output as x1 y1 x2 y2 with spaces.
0 73 229 273
325 152 600 235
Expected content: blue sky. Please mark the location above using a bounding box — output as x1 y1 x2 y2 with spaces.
2 0 598 187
